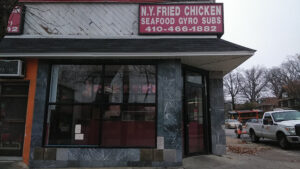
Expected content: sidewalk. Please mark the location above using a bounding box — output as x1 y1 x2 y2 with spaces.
183 152 300 169
1 152 300 169
0 161 28 169
1 136 300 169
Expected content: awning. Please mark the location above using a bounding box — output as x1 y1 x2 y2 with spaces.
0 38 255 73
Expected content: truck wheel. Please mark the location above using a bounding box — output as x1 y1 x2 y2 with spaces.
278 133 290 149
250 131 259 142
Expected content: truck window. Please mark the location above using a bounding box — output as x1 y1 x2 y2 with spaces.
272 111 300 122
264 114 273 125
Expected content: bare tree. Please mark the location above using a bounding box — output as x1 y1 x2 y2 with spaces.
240 66 268 103
281 54 300 98
223 70 242 110
282 55 300 79
0 0 18 40
266 67 285 98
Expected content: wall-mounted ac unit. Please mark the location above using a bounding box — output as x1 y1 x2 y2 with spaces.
0 60 25 78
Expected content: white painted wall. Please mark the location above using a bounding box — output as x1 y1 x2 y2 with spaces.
22 2 215 38
24 4 138 37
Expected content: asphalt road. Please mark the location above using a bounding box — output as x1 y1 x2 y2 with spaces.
225 127 251 140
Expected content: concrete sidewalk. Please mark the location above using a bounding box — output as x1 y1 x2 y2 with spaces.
0 161 29 169
2 133 300 169
183 152 300 169
1 152 300 169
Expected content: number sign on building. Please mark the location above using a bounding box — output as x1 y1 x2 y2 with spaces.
7 5 25 35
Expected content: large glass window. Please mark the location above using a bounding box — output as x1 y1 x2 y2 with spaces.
49 65 102 103
45 64 156 147
104 65 156 104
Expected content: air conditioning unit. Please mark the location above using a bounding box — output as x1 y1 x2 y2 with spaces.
0 60 25 78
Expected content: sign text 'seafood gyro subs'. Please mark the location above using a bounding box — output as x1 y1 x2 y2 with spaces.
139 4 223 35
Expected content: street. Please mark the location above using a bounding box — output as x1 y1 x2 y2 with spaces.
225 127 300 151
224 128 300 166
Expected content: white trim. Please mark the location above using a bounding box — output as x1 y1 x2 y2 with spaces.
4 35 218 39
0 51 255 58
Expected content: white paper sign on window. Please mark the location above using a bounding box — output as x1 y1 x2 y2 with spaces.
75 124 81 134
75 134 84 140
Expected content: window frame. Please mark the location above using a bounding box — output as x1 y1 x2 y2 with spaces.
43 62 158 148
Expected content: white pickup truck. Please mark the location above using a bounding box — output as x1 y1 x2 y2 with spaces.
246 110 300 149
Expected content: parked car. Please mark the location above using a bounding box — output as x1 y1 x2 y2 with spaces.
225 119 242 129
246 110 300 149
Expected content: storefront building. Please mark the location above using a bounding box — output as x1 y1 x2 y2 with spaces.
0 0 255 168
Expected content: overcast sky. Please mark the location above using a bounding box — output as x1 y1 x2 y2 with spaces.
216 0 300 70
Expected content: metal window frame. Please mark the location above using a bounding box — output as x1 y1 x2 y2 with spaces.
43 61 157 149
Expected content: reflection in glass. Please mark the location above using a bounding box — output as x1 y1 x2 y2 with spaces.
104 65 156 103
103 105 121 120
122 106 155 121
104 65 124 103
186 71 202 85
126 65 156 103
49 65 102 103
46 105 101 145
102 106 155 147
46 64 156 147
185 71 205 154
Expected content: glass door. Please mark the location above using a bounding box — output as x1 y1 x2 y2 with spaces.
184 71 207 155
0 82 29 156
